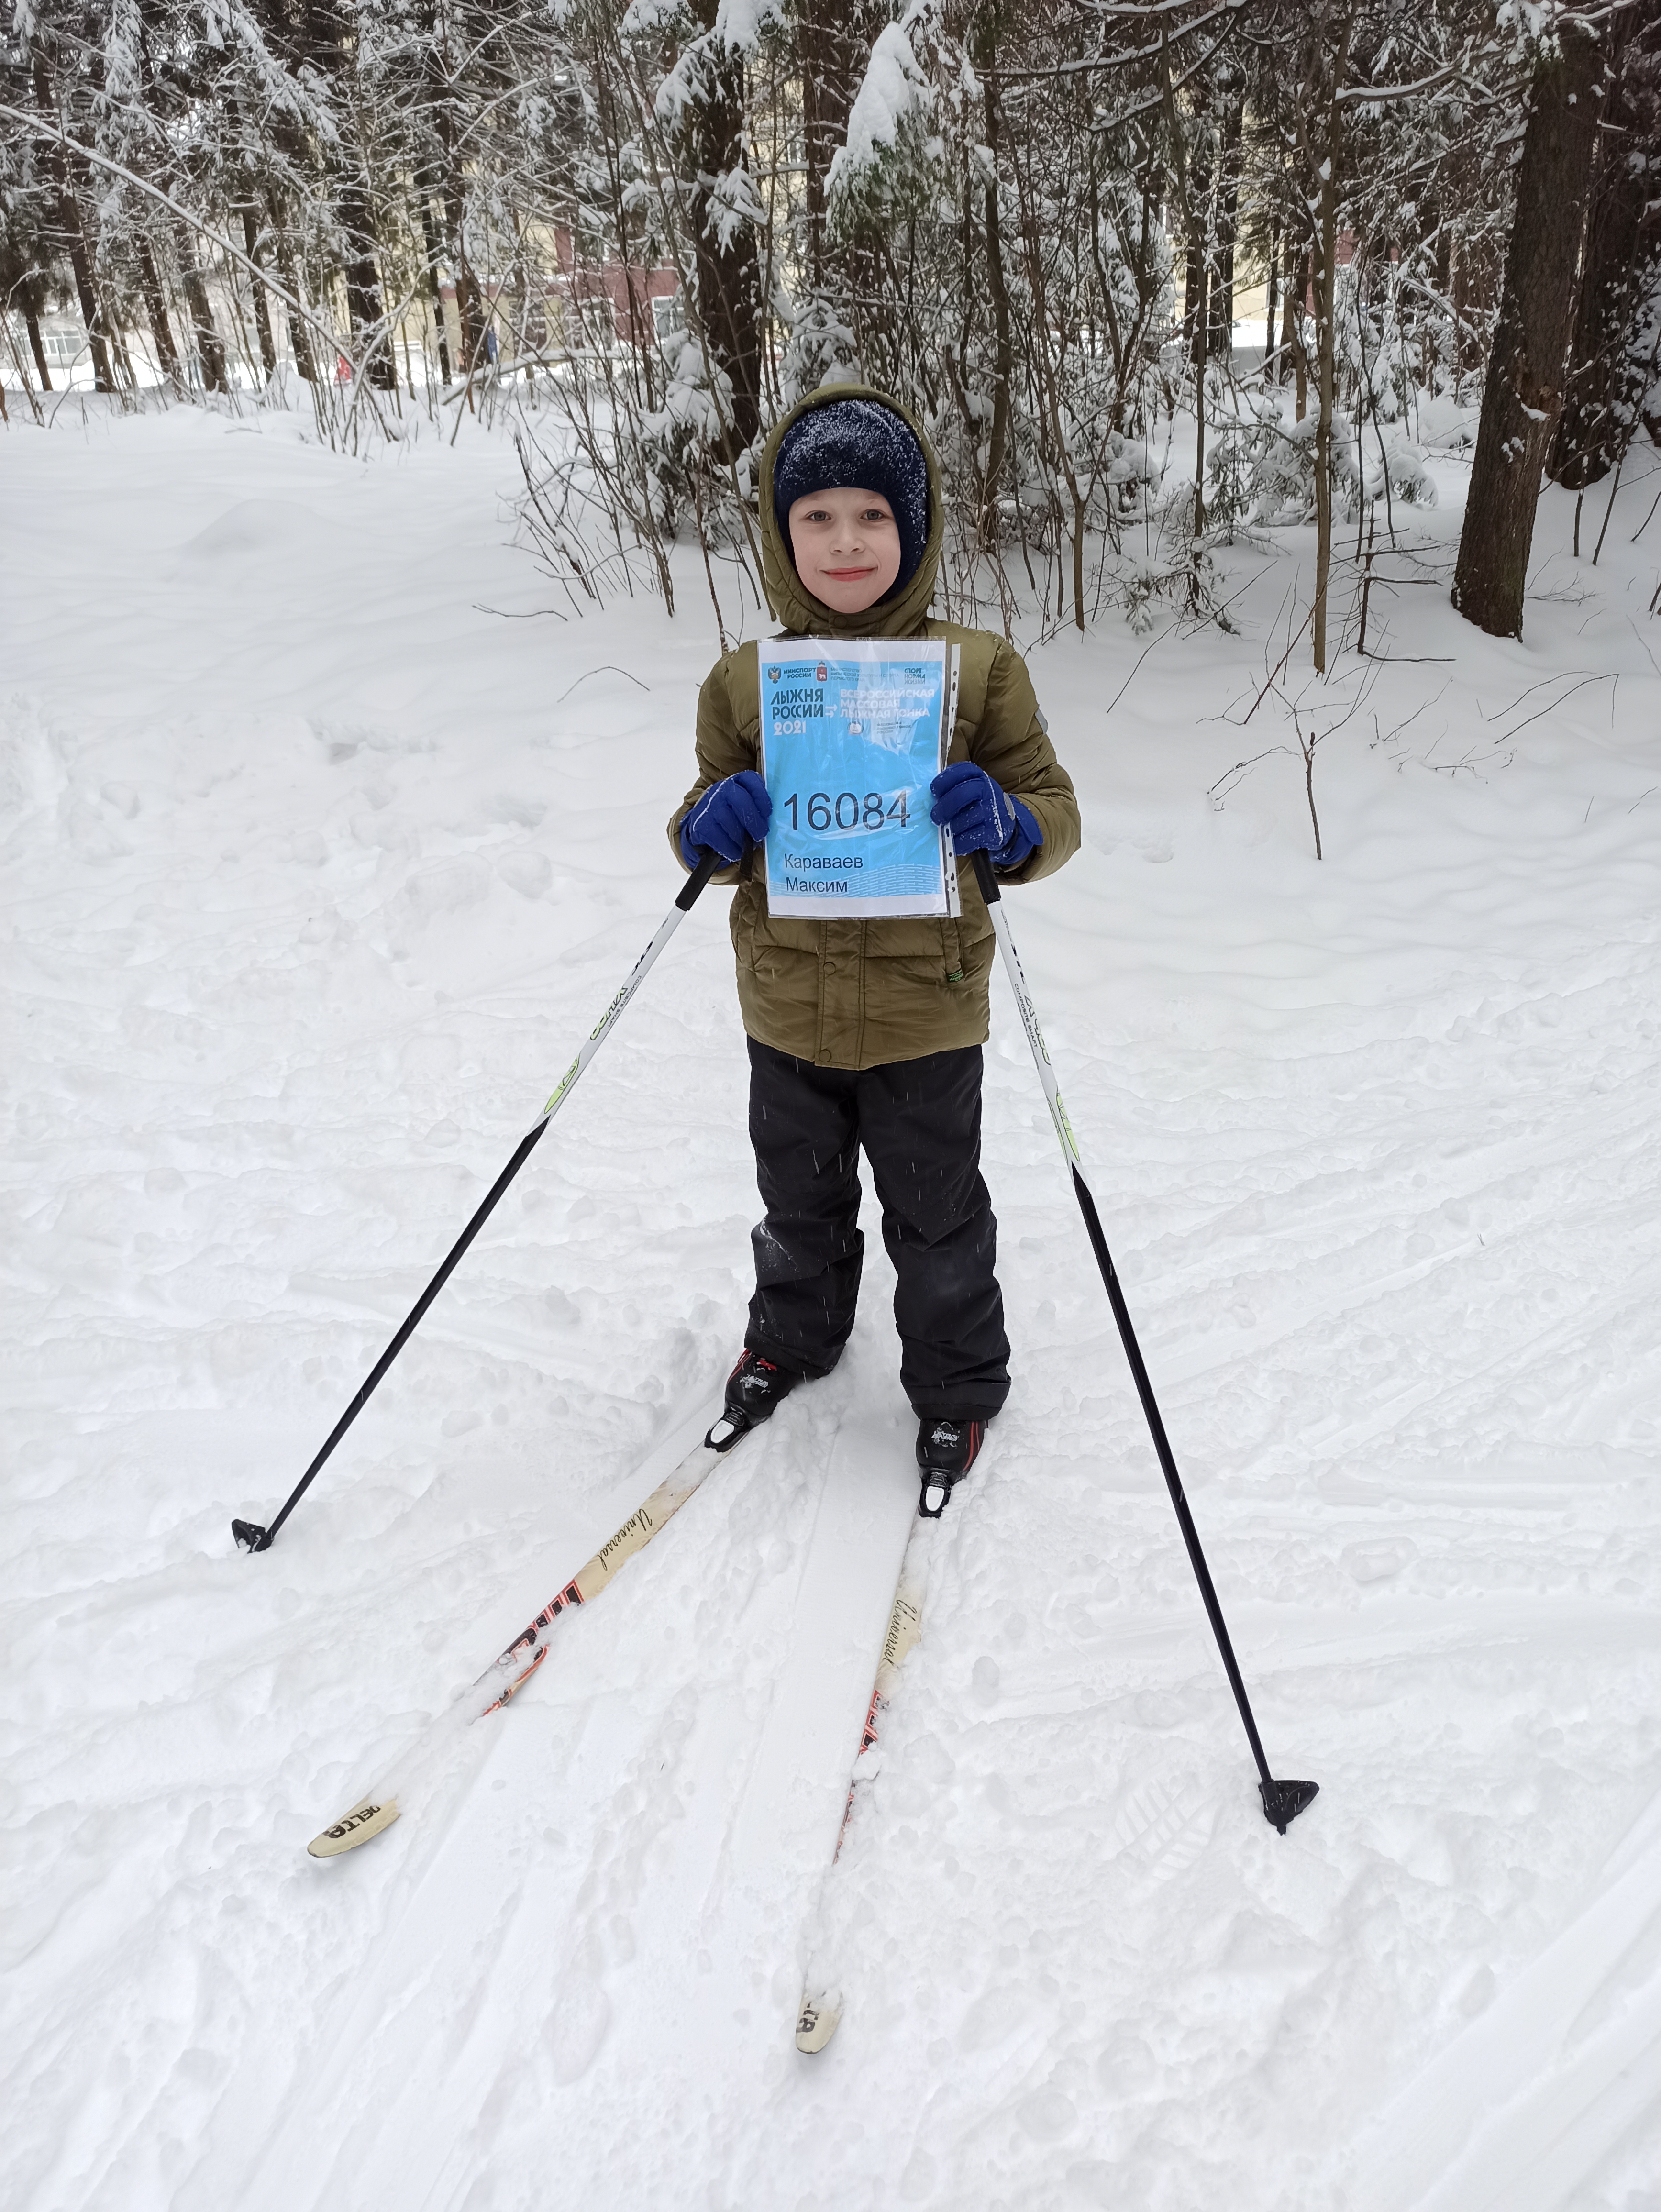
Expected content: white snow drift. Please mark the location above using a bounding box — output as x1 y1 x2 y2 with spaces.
3 401 1660 2212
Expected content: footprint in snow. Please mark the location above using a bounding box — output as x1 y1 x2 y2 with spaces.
1104 1775 1217 1890
546 1970 612 2085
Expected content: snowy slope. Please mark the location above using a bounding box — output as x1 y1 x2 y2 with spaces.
3 401 1660 2212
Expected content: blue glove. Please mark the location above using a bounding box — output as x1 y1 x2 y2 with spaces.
930 762 1042 868
680 770 771 866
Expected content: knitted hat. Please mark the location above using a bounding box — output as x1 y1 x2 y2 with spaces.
771 397 932 601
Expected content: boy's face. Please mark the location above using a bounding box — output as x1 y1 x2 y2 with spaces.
786 487 902 614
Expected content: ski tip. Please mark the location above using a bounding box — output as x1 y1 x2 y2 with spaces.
1260 1776 1319 1835
795 1993 842 2055
307 1794 401 1858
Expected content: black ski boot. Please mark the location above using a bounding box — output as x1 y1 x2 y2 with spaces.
915 1416 988 1517
706 1349 800 1452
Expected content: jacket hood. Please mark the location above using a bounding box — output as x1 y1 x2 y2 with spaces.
757 382 944 639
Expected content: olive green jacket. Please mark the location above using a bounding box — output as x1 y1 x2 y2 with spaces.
669 384 1080 1070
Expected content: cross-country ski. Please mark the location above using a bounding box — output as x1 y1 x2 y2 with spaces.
305 1399 752 1858
795 1482 942 2055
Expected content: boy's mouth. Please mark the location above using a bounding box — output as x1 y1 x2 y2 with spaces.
822 565 875 581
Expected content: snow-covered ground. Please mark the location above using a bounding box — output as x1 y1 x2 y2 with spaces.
4 400 1660 2212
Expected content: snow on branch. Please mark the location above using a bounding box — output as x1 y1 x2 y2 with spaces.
827 21 936 213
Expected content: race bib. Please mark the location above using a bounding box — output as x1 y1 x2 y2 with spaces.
758 640 961 919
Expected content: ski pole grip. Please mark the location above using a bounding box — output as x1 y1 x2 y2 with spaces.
676 845 725 910
970 847 1002 905
677 837 757 910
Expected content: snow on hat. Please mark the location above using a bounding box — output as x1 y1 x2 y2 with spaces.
771 398 931 600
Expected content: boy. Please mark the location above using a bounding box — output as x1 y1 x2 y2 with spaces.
669 387 1079 1499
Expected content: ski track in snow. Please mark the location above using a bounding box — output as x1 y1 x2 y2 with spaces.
2 405 1660 2211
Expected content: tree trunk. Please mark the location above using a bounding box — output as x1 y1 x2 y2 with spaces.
175 220 230 392
135 241 180 383
1182 231 1204 357
266 195 317 380
59 215 113 392
1209 77 1243 361
1431 224 1452 391
797 0 875 287
421 23 481 374
685 0 762 454
1312 124 1339 672
31 58 114 393
1184 138 1213 370
1191 254 1209 537
24 295 53 391
1450 225 1472 395
1291 251 1309 422
979 65 1016 530
1282 237 1302 402
240 206 278 378
110 322 140 394
1085 147 1127 391
289 2 396 389
1547 16 1661 488
1265 217 1280 381
416 180 454 383
340 175 395 388
1452 22 1606 637
440 169 483 375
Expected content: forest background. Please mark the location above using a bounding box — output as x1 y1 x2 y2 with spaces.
3 0 1660 680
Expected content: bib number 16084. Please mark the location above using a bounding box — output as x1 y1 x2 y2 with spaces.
781 790 912 833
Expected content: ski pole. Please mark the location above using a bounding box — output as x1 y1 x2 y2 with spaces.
232 846 729 1554
970 848 1317 1834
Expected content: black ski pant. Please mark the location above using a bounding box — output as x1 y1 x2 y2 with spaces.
743 1037 1010 1420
